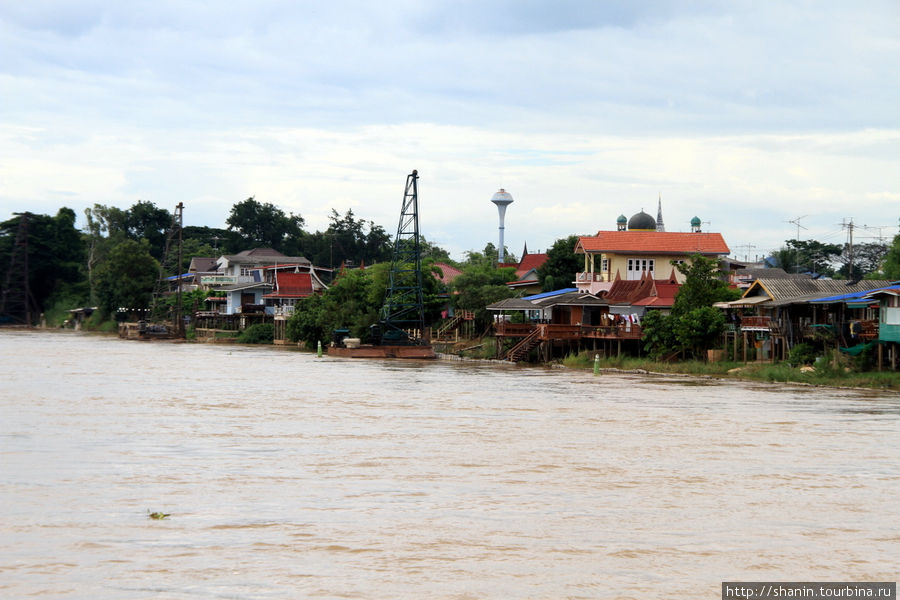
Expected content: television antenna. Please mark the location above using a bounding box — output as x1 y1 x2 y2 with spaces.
786 215 808 241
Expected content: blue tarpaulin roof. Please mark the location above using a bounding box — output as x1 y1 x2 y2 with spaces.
523 288 578 301
165 272 193 281
808 285 894 305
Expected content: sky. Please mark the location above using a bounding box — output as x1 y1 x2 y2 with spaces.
2 0 899 263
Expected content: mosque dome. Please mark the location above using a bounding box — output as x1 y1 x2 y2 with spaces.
691 216 702 227
616 214 627 224
627 210 657 231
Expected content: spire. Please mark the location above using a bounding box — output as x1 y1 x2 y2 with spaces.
656 193 665 232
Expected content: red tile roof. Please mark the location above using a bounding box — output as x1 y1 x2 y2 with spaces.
602 271 682 306
577 231 730 255
265 272 314 298
517 252 548 272
433 262 464 285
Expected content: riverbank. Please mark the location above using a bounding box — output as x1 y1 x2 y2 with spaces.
559 351 900 392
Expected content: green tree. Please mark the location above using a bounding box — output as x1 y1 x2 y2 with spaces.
226 197 305 254
674 307 726 358
641 311 678 359
182 225 239 255
672 255 740 317
771 239 841 276
881 233 900 280
420 236 453 264
0 208 87 320
642 254 738 359
286 266 382 349
94 239 159 316
286 258 445 350
835 242 889 280
451 264 516 330
125 200 172 260
536 235 580 291
463 242 517 269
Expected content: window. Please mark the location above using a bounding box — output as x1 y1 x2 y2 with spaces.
626 258 655 280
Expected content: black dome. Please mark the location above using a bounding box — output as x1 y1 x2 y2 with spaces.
627 210 656 230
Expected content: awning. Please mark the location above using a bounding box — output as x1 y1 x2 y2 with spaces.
722 295 771 308
486 298 539 311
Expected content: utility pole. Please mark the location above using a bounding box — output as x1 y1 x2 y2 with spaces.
176 203 184 338
842 218 855 280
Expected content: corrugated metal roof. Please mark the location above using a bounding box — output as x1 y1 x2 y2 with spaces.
486 298 539 311
532 292 608 308
523 288 578 300
745 278 892 306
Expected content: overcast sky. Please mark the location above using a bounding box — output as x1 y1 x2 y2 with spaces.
2 1 898 262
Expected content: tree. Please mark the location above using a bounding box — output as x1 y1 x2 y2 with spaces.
881 233 900 280
286 264 385 350
226 197 305 253
641 311 678 359
125 200 172 260
642 254 739 359
0 208 87 319
299 209 393 271
94 239 159 316
451 264 517 330
835 242 889 280
674 306 726 358
672 255 740 317
770 239 841 276
182 225 239 256
463 242 517 269
420 236 453 264
536 235 581 291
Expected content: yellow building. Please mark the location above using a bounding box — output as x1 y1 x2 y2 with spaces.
574 210 730 294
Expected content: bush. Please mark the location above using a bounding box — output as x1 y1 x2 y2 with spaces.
238 323 274 344
787 342 819 366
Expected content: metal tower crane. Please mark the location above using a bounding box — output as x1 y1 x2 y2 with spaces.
373 169 427 346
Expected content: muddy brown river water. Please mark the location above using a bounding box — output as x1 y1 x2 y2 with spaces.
1 330 897 598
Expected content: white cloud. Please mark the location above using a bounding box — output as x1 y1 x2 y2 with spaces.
1 1 898 262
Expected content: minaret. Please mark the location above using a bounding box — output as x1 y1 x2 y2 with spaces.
491 188 514 264
656 193 665 232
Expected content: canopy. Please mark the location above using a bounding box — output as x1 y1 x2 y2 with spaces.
485 297 539 311
721 295 771 308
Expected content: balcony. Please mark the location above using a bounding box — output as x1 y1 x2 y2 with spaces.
740 316 774 331
576 272 606 283
200 275 256 286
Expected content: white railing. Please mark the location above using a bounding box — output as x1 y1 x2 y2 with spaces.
576 272 606 282
200 275 256 286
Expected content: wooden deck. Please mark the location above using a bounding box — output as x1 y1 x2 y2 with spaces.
494 322 643 341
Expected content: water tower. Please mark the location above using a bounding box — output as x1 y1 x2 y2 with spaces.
490 188 514 264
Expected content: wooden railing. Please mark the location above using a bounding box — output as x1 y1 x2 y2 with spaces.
740 316 774 330
494 322 642 341
494 322 538 337
580 324 643 340
506 328 542 361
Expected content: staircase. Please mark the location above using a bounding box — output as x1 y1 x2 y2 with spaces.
505 328 542 362
435 311 475 341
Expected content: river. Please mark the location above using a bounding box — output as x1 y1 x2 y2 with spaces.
1 330 897 599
